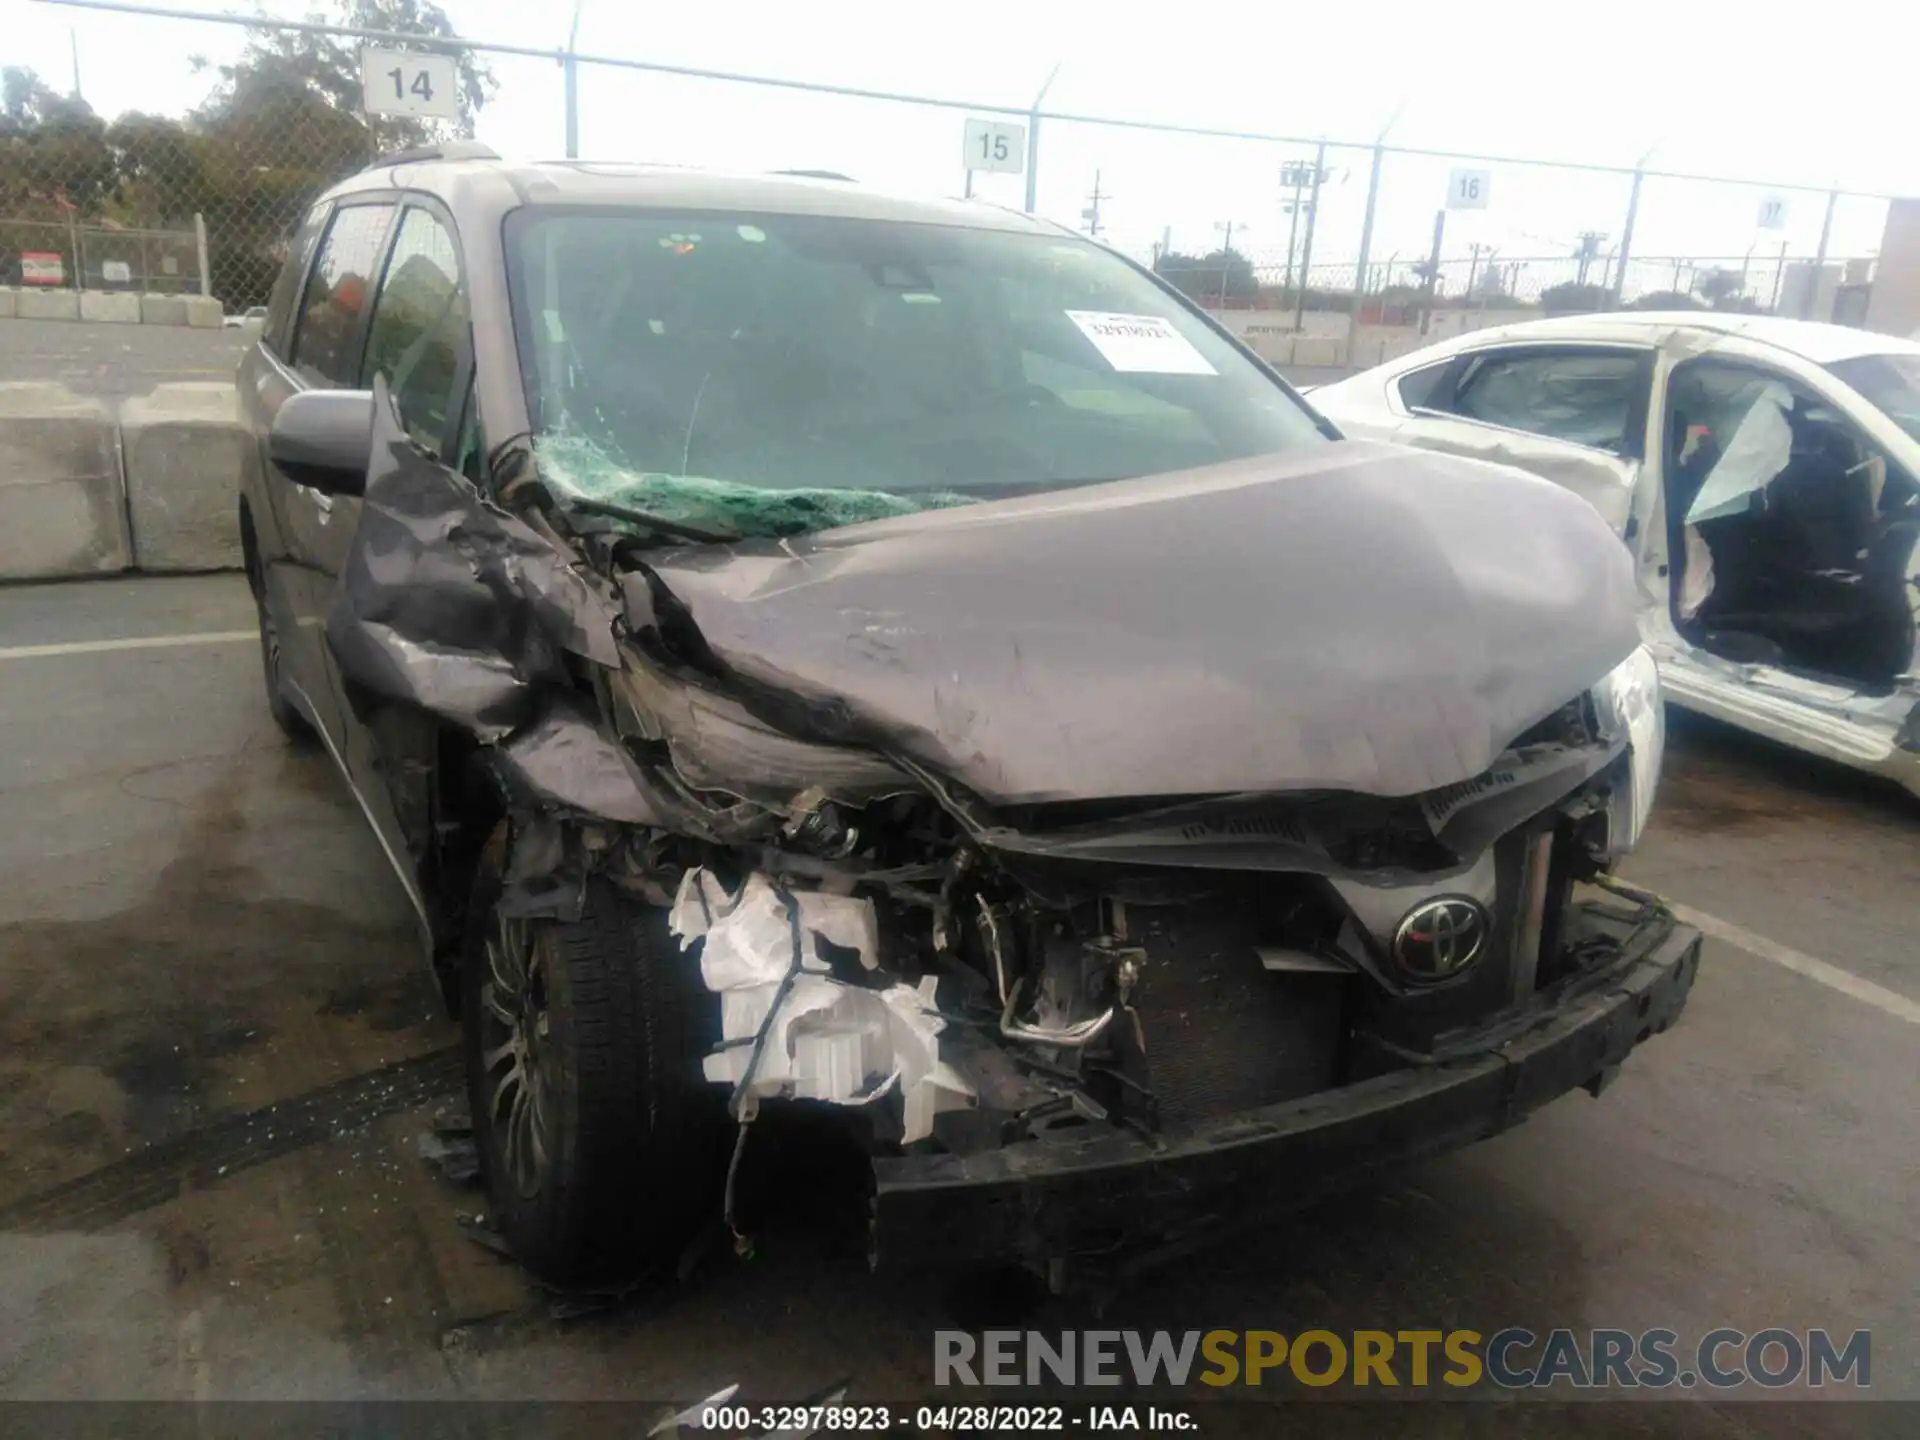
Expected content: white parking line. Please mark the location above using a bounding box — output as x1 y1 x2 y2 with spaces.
1671 902 1920 1028
0 630 257 662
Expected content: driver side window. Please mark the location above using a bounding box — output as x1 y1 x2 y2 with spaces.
1664 360 1908 538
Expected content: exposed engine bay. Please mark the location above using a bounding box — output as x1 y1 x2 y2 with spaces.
327 380 1666 1191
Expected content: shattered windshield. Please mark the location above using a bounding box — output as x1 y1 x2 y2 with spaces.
1828 353 1920 445
505 207 1325 537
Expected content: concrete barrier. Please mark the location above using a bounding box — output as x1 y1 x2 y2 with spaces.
185 296 224 330
79 290 142 325
0 382 130 581
16 288 80 322
0 288 15 320
119 383 247 572
1292 336 1344 368
139 294 189 326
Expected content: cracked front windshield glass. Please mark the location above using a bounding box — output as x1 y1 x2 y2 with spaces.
505 204 1325 537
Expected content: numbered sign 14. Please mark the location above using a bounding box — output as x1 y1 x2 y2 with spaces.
361 47 461 121
963 118 1026 175
1447 168 1491 210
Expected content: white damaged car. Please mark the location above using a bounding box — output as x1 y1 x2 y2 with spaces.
1312 313 1920 797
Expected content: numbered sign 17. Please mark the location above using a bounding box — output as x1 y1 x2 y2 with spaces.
1447 168 1491 210
361 47 462 121
1757 196 1788 231
963 118 1026 175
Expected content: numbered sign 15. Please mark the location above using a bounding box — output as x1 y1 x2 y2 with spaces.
1447 168 1491 210
361 47 462 121
963 118 1026 175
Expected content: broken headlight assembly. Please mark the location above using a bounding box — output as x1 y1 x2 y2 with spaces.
1589 644 1665 858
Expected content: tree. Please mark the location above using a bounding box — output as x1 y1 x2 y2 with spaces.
1630 289 1705 311
179 1 495 305
1695 267 1745 308
0 66 115 217
1538 281 1608 315
192 1 494 150
1155 247 1258 305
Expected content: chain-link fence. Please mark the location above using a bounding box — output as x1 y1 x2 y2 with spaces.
3 0 1904 332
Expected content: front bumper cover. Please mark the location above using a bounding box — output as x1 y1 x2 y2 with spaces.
871 902 1701 1266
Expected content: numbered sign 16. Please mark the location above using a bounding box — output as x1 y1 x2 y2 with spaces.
1447 168 1491 210
1757 196 1788 231
361 47 462 121
963 118 1026 175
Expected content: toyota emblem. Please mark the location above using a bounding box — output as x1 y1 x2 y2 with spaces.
1392 896 1491 983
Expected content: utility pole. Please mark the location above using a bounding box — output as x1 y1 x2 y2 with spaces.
1080 171 1108 239
1419 209 1446 336
1292 141 1328 333
1465 242 1489 301
68 28 82 101
1279 160 1315 293
1215 220 1236 307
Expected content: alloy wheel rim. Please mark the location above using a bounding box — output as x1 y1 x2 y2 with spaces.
478 915 553 1199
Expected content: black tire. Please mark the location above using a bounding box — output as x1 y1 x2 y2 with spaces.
240 510 315 746
253 588 316 745
462 828 727 1285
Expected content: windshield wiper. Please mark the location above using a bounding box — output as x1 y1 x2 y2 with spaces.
564 496 740 545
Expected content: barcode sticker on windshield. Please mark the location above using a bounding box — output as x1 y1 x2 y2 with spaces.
1066 311 1217 375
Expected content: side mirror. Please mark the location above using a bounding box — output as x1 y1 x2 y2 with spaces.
268 389 375 497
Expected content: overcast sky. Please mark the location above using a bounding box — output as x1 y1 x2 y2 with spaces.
5 0 1913 287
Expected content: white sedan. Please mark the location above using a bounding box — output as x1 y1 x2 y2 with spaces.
1309 312 1920 797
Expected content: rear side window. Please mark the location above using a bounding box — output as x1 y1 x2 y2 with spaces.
289 203 395 387
1445 348 1647 454
359 206 468 452
1396 360 1451 411
262 203 328 359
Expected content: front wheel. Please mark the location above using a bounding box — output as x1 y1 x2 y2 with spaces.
251 574 314 745
462 831 726 1285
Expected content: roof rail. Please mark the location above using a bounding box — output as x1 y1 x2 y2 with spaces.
769 169 856 182
376 140 500 168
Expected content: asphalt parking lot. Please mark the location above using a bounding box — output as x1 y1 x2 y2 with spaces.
1 573 1916 1435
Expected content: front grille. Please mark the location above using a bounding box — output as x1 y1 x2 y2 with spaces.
1123 903 1346 1132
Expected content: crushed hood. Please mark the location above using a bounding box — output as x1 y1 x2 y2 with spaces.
642 440 1642 804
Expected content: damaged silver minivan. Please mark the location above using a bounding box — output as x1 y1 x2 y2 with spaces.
237 147 1700 1284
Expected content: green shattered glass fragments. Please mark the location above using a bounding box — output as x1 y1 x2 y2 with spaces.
534 434 979 540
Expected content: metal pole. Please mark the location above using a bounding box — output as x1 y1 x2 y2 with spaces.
1281 182 1302 293
1464 244 1482 302
1024 62 1061 215
1769 239 1788 313
68 209 84 291
1217 221 1232 307
1353 141 1384 296
564 0 584 158
1293 140 1325 334
194 212 210 298
1804 188 1838 320
1608 166 1643 310
1420 208 1445 336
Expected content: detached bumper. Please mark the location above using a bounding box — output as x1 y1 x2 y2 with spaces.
872 904 1701 1266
